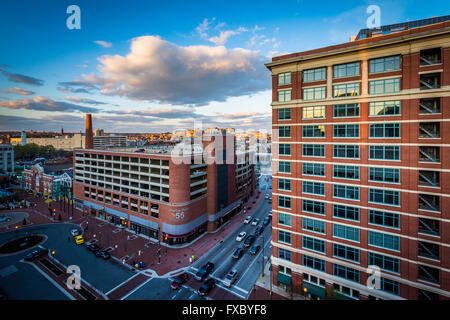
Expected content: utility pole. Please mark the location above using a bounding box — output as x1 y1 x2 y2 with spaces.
261 236 265 276
157 226 161 264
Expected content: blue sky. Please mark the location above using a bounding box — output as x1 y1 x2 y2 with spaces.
0 0 449 133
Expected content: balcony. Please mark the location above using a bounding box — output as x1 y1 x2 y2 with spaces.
419 146 440 163
420 73 441 90
419 98 440 114
418 171 439 187
418 218 440 236
418 194 440 212
420 48 441 66
419 123 440 139
418 265 439 284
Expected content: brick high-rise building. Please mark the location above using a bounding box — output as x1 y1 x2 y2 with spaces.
266 16 450 300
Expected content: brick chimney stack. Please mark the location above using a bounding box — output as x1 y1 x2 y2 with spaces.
85 114 93 149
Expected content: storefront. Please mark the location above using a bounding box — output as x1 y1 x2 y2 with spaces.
129 214 159 240
302 282 326 300
213 200 243 229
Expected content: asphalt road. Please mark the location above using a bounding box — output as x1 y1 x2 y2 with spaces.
124 277 205 300
187 176 273 299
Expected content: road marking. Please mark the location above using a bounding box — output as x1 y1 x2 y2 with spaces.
105 271 144 296
120 276 153 300
0 265 18 278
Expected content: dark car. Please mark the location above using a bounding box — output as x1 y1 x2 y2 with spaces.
24 248 48 261
249 244 261 255
97 250 111 260
171 272 189 290
197 278 215 296
255 225 264 236
243 235 256 248
86 243 100 252
195 262 215 281
232 247 244 260
263 216 271 225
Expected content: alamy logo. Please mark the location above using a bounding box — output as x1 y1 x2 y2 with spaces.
366 5 381 29
66 265 81 290
366 265 381 290
66 5 81 30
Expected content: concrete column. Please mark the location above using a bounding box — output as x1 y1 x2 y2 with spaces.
361 60 368 95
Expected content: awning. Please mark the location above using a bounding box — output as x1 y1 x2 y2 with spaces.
302 282 326 299
277 273 292 286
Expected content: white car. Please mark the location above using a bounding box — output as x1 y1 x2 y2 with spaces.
244 216 252 224
223 269 238 288
236 232 247 242
70 229 80 236
251 218 260 226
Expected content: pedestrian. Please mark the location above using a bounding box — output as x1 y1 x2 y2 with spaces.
68 236 70 242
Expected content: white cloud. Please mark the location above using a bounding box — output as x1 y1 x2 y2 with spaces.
94 40 112 48
208 27 248 45
83 35 269 106
1 87 34 95
195 18 215 38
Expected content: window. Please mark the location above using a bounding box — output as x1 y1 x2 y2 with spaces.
278 196 291 209
278 230 292 244
418 218 439 236
279 248 292 261
369 252 400 273
333 124 359 138
278 178 291 191
278 108 292 120
302 162 325 176
333 165 359 180
419 98 440 114
369 231 400 251
333 104 360 118
370 123 400 138
369 55 401 74
380 278 400 295
419 146 440 163
302 217 326 234
303 67 326 82
278 72 291 85
418 265 439 284
369 101 401 116
303 87 326 101
302 125 325 138
279 144 291 156
333 224 360 242
303 236 326 253
333 204 360 221
369 188 400 206
303 255 326 272
303 144 325 157
278 161 291 174
278 89 292 102
333 244 360 263
303 181 325 196
420 48 441 66
302 106 325 119
333 145 359 159
333 83 360 97
279 266 292 276
369 146 400 161
418 241 439 261
370 78 401 95
279 126 291 138
369 210 400 229
334 62 360 78
369 167 400 184
333 264 360 283
278 212 292 227
302 200 325 215
333 185 359 200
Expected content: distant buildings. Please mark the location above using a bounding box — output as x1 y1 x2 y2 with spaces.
10 133 85 150
20 130 26 146
0 144 14 176
23 162 73 197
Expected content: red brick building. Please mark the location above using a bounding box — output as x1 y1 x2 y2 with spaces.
266 17 450 300
73 133 255 245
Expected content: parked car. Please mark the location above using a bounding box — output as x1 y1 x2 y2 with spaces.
251 218 260 226
243 235 256 248
222 269 238 288
249 244 261 255
70 229 80 236
232 247 244 260
24 248 48 261
265 194 269 199
86 243 100 252
195 262 215 281
263 216 271 225
236 231 247 242
197 278 215 296
268 211 272 217
170 273 189 290
96 250 111 260
74 235 84 245
255 225 264 236
243 216 252 224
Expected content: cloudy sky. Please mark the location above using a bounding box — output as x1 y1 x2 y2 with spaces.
0 0 449 133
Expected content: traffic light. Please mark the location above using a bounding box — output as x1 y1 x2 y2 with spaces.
164 233 168 241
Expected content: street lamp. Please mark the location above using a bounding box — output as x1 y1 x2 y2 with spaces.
261 236 265 276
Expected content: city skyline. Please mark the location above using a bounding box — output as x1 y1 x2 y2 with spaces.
1 0 449 132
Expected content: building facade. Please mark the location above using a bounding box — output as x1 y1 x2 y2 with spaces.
93 135 127 149
72 133 255 245
23 162 73 198
11 133 85 150
0 144 14 176
266 18 450 300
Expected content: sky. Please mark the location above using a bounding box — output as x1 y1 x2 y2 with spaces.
0 0 449 133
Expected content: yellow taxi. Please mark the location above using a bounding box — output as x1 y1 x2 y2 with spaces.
75 235 84 245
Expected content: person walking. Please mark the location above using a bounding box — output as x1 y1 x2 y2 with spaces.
68 236 70 242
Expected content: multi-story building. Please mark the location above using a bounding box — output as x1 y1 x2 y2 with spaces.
73 132 255 245
0 144 14 176
23 162 73 197
92 135 127 149
266 17 450 300
11 133 86 150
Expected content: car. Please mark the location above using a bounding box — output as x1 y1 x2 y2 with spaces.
263 216 271 225
197 278 215 296
236 231 247 242
86 243 100 252
170 273 189 290
268 201 272 204
255 225 264 236
265 194 269 199
243 216 252 224
24 247 48 261
232 247 244 260
74 235 84 245
268 210 272 217
222 269 238 288
195 262 215 281
96 250 111 260
243 235 256 248
249 244 261 255
70 229 80 236
251 218 260 226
